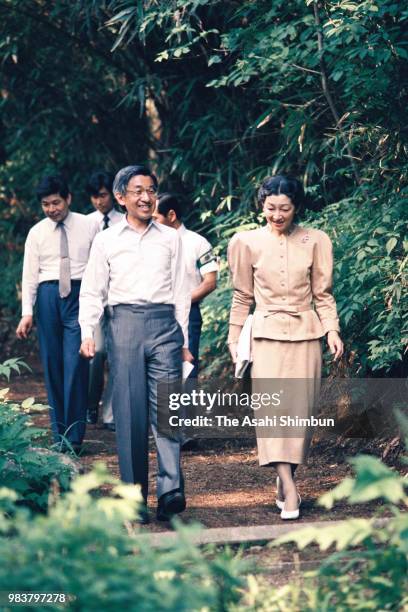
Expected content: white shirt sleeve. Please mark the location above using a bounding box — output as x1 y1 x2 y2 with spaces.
197 236 218 276
78 237 109 340
171 233 191 348
21 230 40 316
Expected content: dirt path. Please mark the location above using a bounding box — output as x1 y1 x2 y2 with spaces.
6 348 403 533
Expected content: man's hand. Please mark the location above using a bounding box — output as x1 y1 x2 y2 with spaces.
228 342 238 364
80 338 96 359
327 331 344 361
16 315 33 339
182 348 194 363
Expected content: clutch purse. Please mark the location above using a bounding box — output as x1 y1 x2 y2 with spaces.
234 314 253 378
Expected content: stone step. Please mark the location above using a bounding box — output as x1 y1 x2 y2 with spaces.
140 517 389 548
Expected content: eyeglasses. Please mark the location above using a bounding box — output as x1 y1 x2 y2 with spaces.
125 188 157 198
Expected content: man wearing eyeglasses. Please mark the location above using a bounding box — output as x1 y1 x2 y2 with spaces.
85 171 123 431
79 165 193 523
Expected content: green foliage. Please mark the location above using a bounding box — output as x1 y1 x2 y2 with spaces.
240 453 408 611
0 0 150 318
308 195 407 373
0 357 30 380
1 0 407 372
0 464 245 611
319 454 406 507
0 361 406 609
107 0 407 374
0 387 73 513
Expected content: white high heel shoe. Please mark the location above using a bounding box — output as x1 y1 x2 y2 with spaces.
280 498 301 520
276 476 301 511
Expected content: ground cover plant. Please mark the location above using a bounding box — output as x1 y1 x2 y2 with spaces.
0 359 73 512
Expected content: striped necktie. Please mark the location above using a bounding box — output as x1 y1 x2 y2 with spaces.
57 222 71 298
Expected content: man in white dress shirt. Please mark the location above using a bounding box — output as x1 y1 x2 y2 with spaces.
86 171 123 430
79 165 193 523
16 175 96 453
154 193 218 378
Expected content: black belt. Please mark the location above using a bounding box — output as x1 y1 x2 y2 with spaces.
39 279 82 285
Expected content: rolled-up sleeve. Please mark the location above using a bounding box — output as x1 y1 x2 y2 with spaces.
172 233 190 348
227 233 254 340
79 236 109 340
311 230 340 334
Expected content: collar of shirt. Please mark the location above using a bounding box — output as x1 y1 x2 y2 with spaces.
95 209 120 222
50 211 73 231
177 223 187 236
117 216 164 237
95 210 109 222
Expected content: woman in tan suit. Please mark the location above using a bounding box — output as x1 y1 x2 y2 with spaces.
228 175 343 519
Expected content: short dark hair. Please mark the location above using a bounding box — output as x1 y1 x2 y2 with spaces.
156 193 183 220
86 170 114 197
257 175 304 210
36 175 70 201
113 165 158 195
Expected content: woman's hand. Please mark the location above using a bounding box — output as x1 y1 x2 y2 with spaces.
326 331 344 361
228 342 238 364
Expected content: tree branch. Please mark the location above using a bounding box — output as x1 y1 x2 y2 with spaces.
313 0 362 185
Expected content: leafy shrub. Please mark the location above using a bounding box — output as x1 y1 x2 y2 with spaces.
0 360 74 513
239 431 408 610
0 357 30 380
0 353 406 610
310 194 407 374
0 464 245 611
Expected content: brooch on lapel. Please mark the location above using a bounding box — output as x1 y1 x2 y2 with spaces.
301 234 310 243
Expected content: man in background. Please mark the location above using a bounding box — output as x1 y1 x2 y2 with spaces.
154 193 218 378
16 175 96 453
86 170 123 431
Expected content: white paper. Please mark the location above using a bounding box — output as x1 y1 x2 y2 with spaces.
235 314 253 378
182 360 195 381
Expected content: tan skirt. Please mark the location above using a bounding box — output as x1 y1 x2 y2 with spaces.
251 338 322 465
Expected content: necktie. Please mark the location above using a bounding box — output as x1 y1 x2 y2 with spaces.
58 222 71 298
103 215 110 230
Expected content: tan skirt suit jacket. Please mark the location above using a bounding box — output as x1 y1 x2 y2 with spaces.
228 224 340 465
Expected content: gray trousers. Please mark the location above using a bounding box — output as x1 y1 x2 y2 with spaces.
88 315 114 423
108 303 184 501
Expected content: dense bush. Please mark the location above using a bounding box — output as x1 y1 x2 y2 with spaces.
0 464 245 611
239 424 408 611
0 361 246 610
0 356 406 609
0 359 73 512
1 426 406 611
311 195 407 373
2 0 406 372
